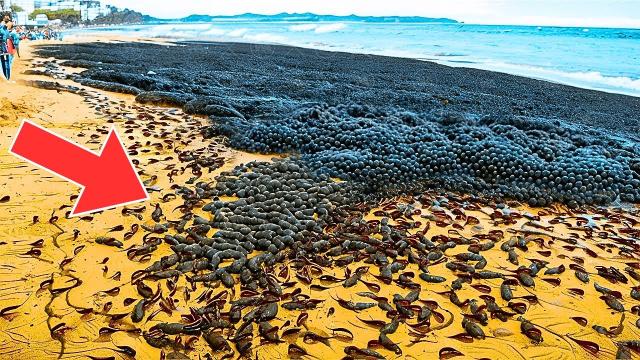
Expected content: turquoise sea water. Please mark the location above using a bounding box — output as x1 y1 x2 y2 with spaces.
69 22 640 96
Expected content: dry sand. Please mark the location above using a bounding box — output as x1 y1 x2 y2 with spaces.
0 36 640 360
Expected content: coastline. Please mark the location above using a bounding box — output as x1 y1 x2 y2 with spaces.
62 23 640 98
32 36 640 208
1 35 640 360
36 36 640 137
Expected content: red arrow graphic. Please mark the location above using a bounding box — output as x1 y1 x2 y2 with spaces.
9 120 149 217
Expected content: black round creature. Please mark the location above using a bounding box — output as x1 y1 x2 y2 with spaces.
218 104 640 207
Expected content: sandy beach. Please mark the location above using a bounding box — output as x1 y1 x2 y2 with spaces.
2 36 640 360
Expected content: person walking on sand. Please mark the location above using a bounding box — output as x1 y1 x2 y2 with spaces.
0 19 10 81
5 21 19 80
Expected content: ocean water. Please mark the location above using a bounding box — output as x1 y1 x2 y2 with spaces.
67 22 640 97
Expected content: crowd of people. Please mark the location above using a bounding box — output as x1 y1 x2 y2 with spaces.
0 15 63 81
18 26 64 41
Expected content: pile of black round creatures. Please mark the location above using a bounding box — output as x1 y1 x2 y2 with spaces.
150 160 356 288
216 103 640 207
140 158 606 357
140 160 373 354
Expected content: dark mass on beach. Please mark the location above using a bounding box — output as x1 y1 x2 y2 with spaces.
36 41 640 208
7 36 634 359
2 2 640 359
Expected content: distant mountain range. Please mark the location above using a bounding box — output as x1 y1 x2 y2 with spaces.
143 12 459 24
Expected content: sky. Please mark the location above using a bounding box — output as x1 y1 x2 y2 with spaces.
105 0 640 28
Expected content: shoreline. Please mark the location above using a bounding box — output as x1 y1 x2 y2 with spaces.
36 36 640 138
1 36 640 360
62 26 640 98
33 37 640 209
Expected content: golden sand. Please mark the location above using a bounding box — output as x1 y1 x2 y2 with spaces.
1 38 640 360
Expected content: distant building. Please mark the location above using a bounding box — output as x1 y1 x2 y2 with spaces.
7 0 36 25
5 0 113 24
80 1 104 21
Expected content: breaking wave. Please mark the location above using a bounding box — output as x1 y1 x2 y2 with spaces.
288 22 347 33
452 60 640 97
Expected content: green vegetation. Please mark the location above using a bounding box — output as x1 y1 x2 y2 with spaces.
29 8 81 24
10 4 24 14
89 8 143 25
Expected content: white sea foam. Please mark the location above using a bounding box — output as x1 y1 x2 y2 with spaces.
557 71 640 94
227 28 249 37
243 32 288 43
445 60 640 97
289 24 318 32
288 23 347 33
314 23 347 33
117 24 222 39
202 26 227 36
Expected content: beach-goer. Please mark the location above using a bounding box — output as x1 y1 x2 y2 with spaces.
5 21 19 80
0 19 10 80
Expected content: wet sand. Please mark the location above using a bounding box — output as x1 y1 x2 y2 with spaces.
1 37 640 360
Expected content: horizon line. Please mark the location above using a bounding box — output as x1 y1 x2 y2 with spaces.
139 12 640 30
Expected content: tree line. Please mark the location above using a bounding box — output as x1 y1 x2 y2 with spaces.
26 7 143 26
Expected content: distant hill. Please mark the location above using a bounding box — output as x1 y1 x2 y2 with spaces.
143 12 458 24
92 9 144 25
